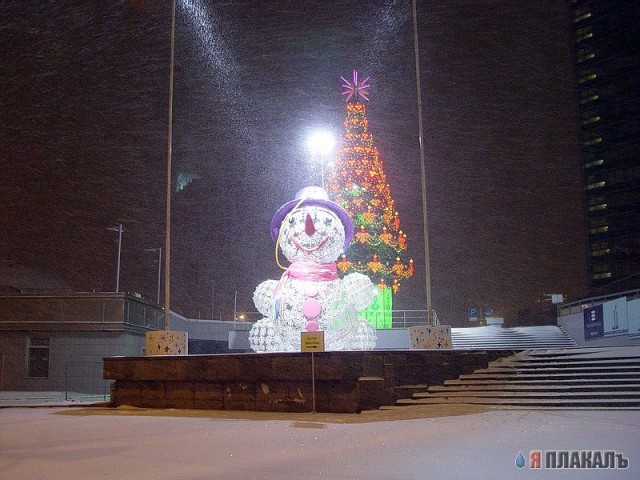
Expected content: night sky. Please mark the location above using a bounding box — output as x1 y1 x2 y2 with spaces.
0 0 588 325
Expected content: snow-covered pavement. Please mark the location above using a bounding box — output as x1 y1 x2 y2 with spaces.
1 405 638 479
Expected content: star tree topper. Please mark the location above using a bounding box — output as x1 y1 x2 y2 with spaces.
341 70 371 102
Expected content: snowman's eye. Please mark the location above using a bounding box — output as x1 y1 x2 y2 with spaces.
324 217 332 226
288 216 295 225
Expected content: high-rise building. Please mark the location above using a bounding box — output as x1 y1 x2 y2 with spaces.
569 0 640 295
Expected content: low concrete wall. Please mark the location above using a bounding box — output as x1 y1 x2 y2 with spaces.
104 350 505 413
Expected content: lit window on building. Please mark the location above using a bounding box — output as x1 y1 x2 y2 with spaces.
588 217 609 234
578 73 597 83
588 203 607 212
575 26 591 37
588 225 609 234
575 24 594 42
584 159 604 168
577 47 595 63
583 137 602 146
574 6 592 23
580 93 599 104
585 181 605 191
581 115 601 125
575 13 592 22
27 337 50 378
592 272 612 280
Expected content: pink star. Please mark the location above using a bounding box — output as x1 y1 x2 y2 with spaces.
341 70 371 102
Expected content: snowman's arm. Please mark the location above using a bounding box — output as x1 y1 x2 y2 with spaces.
253 280 278 316
342 273 379 311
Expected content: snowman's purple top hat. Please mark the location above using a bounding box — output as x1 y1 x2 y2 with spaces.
271 186 354 248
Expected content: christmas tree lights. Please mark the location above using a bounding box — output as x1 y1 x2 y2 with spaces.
328 72 414 328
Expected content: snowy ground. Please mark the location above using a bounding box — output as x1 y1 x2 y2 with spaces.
1 405 638 479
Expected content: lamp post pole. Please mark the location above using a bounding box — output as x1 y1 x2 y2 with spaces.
163 0 177 330
233 289 238 325
412 0 433 325
107 224 123 292
145 247 162 304
211 280 215 320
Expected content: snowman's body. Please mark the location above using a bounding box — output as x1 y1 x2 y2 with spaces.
249 188 377 352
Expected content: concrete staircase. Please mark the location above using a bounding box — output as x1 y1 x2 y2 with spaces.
393 346 640 409
451 325 577 350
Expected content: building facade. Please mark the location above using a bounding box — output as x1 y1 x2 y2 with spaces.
0 293 163 394
569 1 640 294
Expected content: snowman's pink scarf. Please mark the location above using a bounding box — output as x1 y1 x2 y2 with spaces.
272 262 337 321
285 261 338 281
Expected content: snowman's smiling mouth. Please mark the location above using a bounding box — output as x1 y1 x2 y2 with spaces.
292 236 329 252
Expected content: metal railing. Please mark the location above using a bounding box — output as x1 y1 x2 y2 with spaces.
558 289 640 316
232 310 438 330
0 294 164 329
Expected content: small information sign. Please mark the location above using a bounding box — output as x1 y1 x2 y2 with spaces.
301 331 325 352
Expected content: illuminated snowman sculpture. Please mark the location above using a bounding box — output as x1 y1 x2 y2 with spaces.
249 186 378 352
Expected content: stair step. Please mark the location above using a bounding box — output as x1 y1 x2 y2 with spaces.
394 385 430 399
396 397 640 407
493 358 640 367
444 377 636 388
380 404 640 411
474 365 640 374
518 346 640 353
458 372 639 380
512 354 640 360
452 344 576 350
427 383 640 392
413 390 640 398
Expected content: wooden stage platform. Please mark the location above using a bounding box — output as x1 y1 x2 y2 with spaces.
103 349 512 413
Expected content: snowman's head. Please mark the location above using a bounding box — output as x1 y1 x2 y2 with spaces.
271 187 353 264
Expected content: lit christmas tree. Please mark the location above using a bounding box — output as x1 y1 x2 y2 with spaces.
327 71 413 328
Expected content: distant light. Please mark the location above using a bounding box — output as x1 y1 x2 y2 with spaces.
307 131 335 155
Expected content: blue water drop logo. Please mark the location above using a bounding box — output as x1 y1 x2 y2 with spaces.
515 451 526 469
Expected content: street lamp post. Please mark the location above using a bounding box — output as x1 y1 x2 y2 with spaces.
307 131 335 190
412 0 434 325
233 289 238 325
143 0 188 356
107 224 123 292
163 0 177 331
145 247 162 304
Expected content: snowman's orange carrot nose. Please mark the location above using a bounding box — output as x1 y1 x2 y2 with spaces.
305 213 316 236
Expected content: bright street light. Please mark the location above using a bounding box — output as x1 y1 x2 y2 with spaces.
307 131 335 189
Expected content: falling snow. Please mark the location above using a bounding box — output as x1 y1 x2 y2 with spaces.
0 0 587 323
